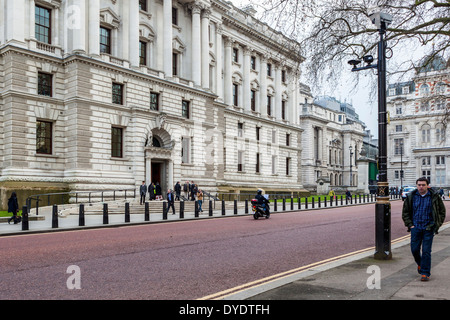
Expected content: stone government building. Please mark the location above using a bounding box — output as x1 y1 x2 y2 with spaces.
0 0 367 209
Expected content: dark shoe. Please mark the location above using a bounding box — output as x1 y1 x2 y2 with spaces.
417 265 421 274
421 275 430 281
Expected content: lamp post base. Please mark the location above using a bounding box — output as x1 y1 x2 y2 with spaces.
374 198 392 260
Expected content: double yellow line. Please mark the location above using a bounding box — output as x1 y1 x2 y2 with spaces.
198 234 412 300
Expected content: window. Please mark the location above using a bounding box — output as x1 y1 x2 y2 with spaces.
233 84 239 106
396 105 403 115
36 120 52 155
150 92 159 111
250 90 256 112
402 86 410 94
420 84 430 95
395 125 403 132
394 138 404 155
35 5 51 44
181 137 191 164
436 156 445 165
139 41 147 66
173 53 178 76
111 127 123 158
267 96 272 116
256 153 260 173
420 101 430 112
250 56 256 70
388 88 395 96
436 82 446 94
267 63 272 77
139 0 147 11
422 156 431 166
112 83 124 104
100 27 111 54
436 124 446 143
421 125 431 145
182 100 190 119
38 72 52 97
256 127 260 141
436 169 446 185
281 101 286 120
422 170 431 182
271 155 277 174
436 99 445 110
233 48 239 63
172 7 178 26
286 133 290 146
282 70 286 82
237 123 243 137
237 151 244 172
286 158 290 175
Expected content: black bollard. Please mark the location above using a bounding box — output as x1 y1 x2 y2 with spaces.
234 199 237 215
209 200 213 216
145 202 150 221
298 197 301 210
221 200 225 215
125 202 130 223
195 201 199 217
274 198 277 211
180 201 184 219
79 204 85 226
22 205 29 231
163 202 167 220
103 203 109 224
305 198 308 209
52 204 58 228
291 197 294 210
312 197 315 208
282 198 286 211
245 199 248 214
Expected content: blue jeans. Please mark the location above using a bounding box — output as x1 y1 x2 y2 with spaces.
410 227 434 276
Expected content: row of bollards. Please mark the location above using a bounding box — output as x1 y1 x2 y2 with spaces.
19 194 385 231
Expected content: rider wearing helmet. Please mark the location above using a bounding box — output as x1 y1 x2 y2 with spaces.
255 189 269 213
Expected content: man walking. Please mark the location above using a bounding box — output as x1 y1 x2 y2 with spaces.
402 177 446 281
140 181 147 205
166 189 176 215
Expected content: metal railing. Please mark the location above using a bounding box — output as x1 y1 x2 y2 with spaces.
26 189 136 215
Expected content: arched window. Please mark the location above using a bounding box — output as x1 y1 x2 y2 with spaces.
420 84 430 96
421 124 431 146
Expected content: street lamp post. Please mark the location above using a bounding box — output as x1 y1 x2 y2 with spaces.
349 146 353 186
348 11 393 260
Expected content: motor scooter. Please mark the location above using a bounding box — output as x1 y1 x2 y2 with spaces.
250 199 270 219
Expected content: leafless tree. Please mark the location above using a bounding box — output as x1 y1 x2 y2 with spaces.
246 0 449 92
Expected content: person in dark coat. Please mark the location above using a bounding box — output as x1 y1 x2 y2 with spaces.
140 181 147 205
174 181 181 201
149 182 155 200
7 192 20 224
155 182 162 198
166 189 176 215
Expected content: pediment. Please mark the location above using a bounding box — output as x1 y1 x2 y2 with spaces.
100 7 121 29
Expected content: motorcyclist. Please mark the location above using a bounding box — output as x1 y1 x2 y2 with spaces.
255 189 270 214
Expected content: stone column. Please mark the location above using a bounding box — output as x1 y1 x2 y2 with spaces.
71 0 86 53
215 23 224 101
163 0 173 77
88 0 100 56
201 8 210 89
275 64 282 120
5 0 25 45
243 47 251 112
129 0 140 68
191 3 202 86
260 55 268 116
223 37 233 106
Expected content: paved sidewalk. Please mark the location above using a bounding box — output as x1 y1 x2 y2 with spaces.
231 223 450 300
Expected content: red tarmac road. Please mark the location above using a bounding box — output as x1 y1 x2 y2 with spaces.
1 201 449 300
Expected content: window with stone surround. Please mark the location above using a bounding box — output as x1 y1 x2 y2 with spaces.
112 83 124 105
150 92 159 111
111 127 123 158
35 5 51 44
182 100 190 119
38 72 53 97
36 120 53 155
100 27 112 54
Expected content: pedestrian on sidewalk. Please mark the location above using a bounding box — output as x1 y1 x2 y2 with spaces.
197 189 204 212
140 181 147 205
402 177 446 281
7 192 20 224
166 189 176 215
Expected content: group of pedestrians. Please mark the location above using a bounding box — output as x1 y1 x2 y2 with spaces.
139 180 205 215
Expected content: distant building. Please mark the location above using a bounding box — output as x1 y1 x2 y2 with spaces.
387 55 449 188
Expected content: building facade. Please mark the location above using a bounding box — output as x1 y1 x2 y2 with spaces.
387 55 449 189
0 0 309 208
299 93 367 193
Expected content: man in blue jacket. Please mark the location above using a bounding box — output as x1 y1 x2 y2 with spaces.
402 177 446 281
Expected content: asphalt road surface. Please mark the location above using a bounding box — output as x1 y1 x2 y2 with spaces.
1 200 448 300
